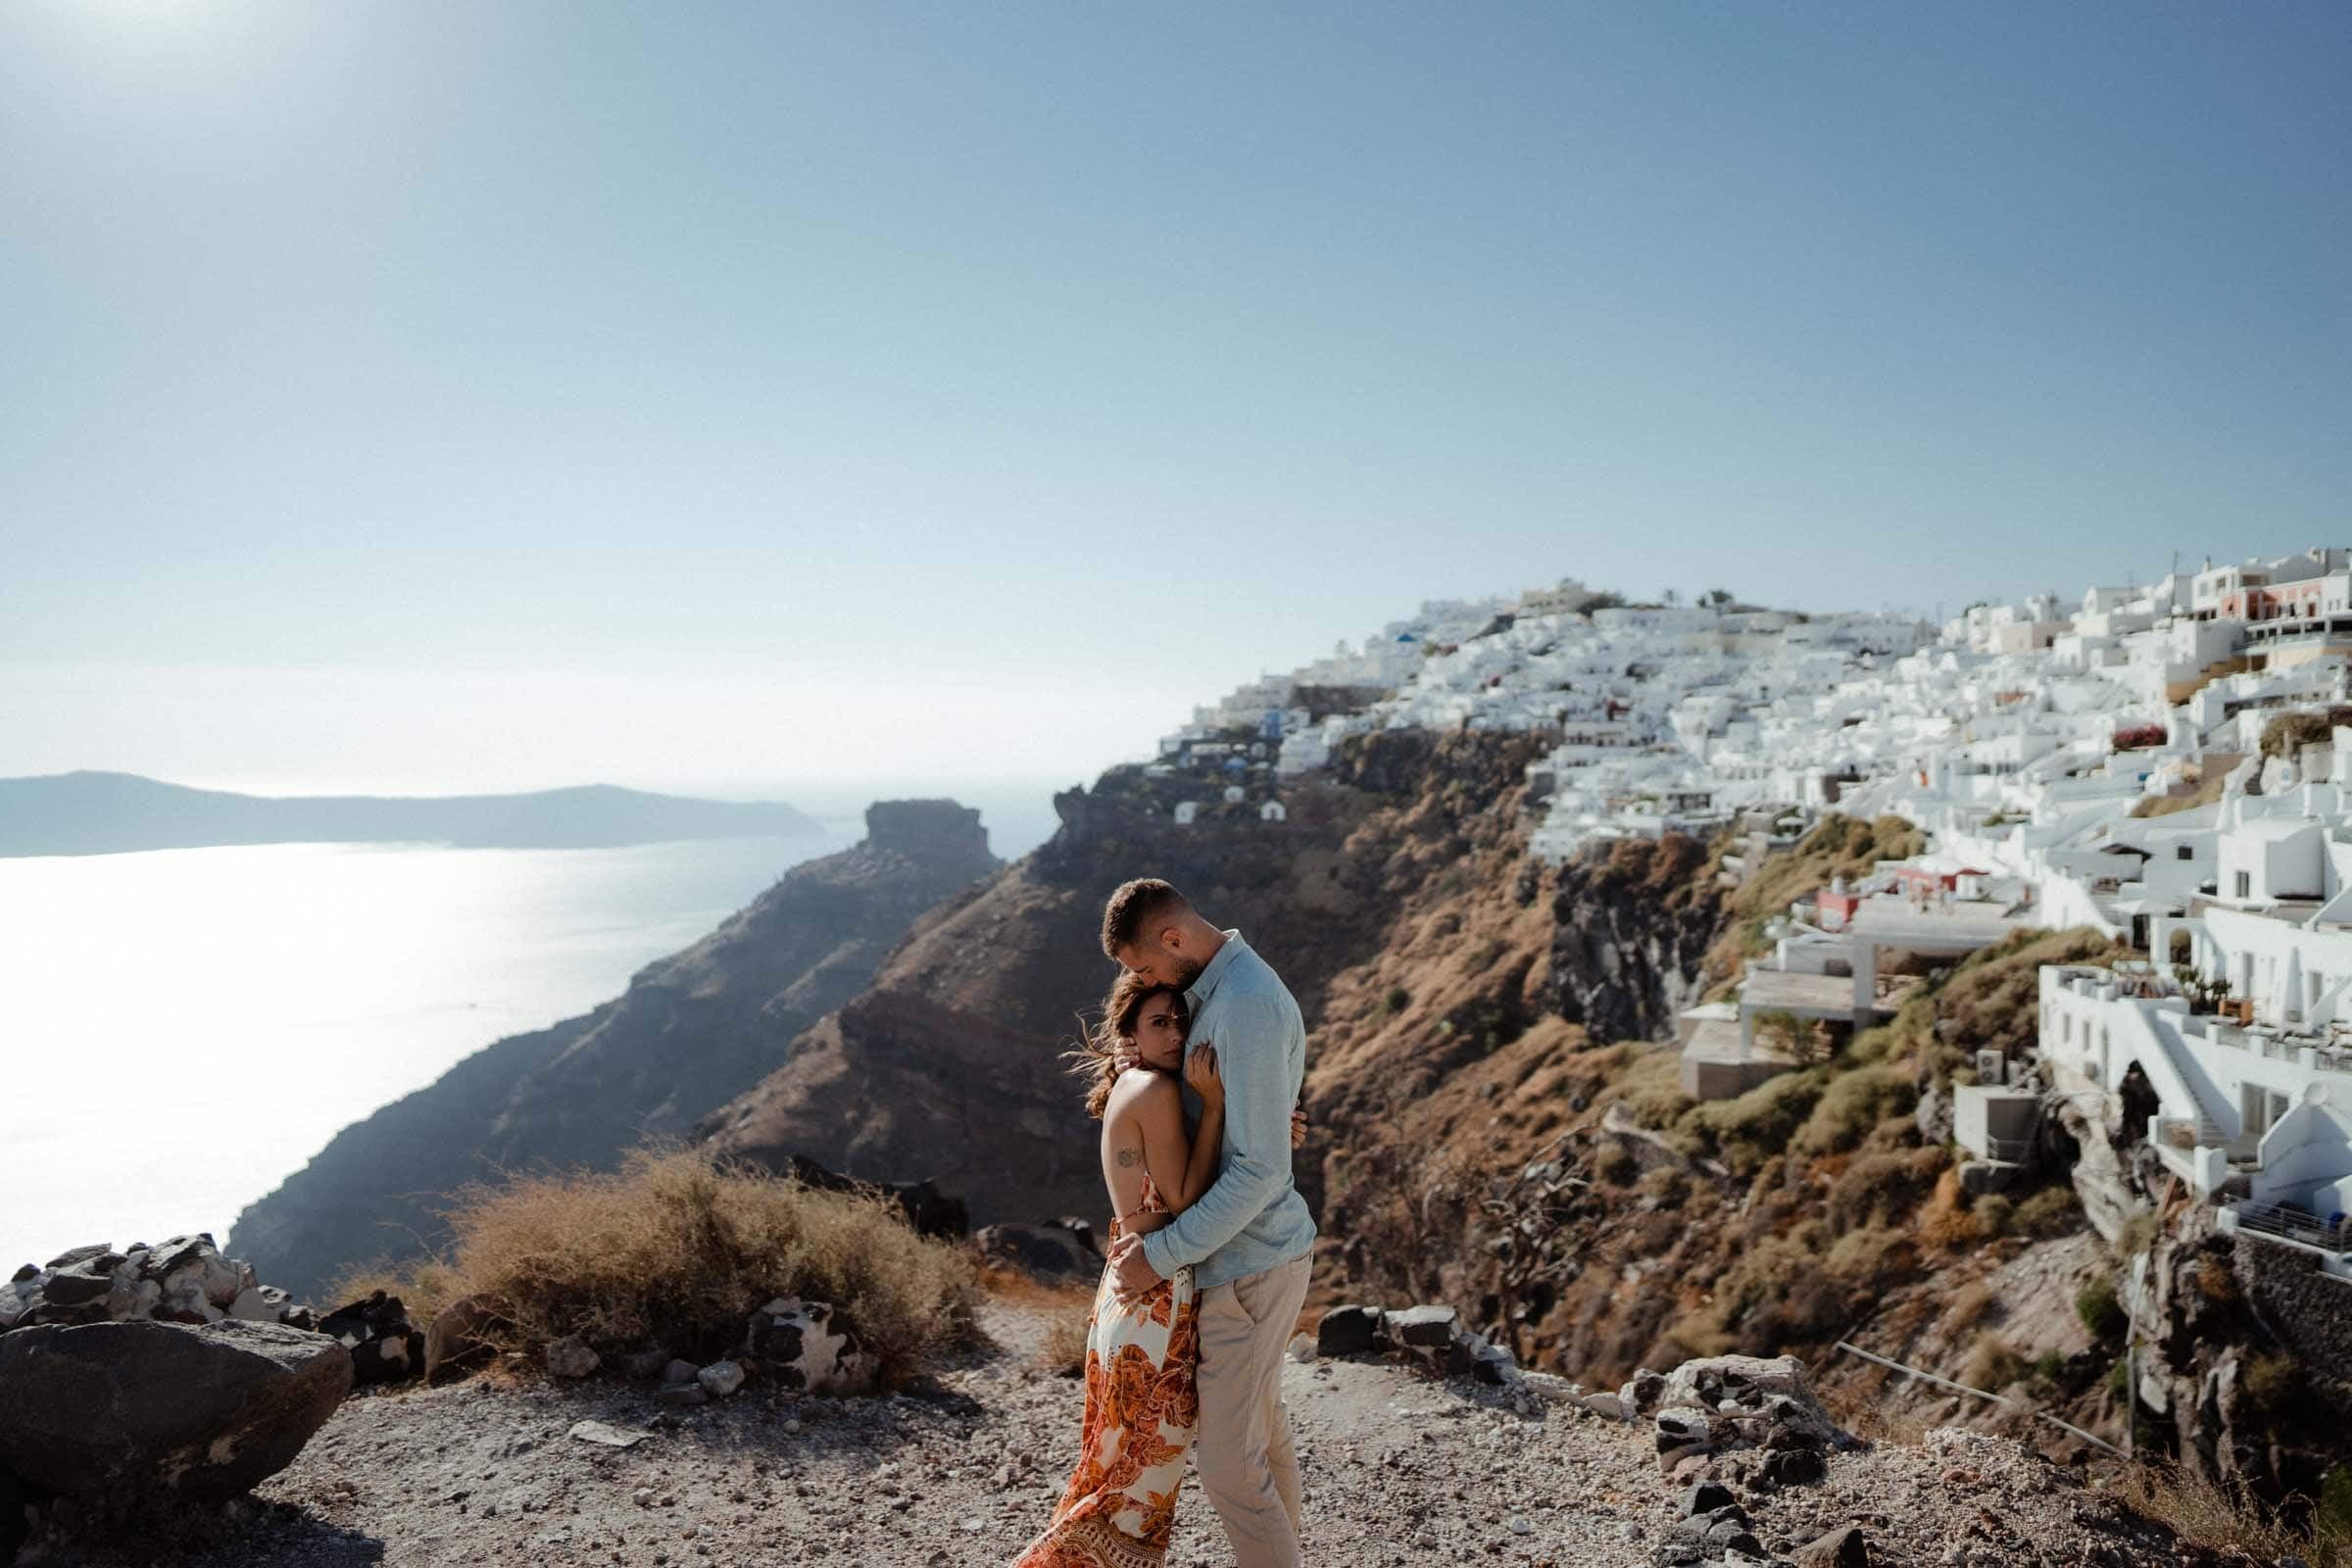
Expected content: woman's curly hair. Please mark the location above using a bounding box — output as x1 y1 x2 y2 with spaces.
1063 969 1190 1120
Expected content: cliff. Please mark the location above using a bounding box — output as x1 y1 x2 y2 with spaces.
223 801 999 1298
698 729 1556 1224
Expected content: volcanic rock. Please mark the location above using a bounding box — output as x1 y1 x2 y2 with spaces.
0 1319 351 1502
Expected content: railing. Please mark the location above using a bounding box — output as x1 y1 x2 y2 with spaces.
1975 1135 2035 1162
2230 1200 2351 1254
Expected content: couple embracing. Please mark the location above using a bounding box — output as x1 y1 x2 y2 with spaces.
1012 877 1317 1568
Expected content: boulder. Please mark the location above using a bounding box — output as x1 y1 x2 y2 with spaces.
1794 1524 1872 1566
617 1347 672 1380
697 1359 746 1397
318 1291 424 1383
0 1319 351 1502
545 1335 600 1379
745 1298 877 1395
1661 1353 1843 1452
974 1221 1101 1281
1314 1304 1386 1357
424 1294 505 1385
1387 1303 1459 1348
783 1155 969 1239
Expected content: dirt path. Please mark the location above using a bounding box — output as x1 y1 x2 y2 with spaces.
26 1302 2179 1568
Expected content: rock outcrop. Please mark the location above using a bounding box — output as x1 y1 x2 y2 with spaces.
0 1318 351 1504
698 729 1555 1224
226 801 1002 1297
2 1234 317 1336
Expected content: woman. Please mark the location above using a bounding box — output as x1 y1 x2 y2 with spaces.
1011 971 1303 1568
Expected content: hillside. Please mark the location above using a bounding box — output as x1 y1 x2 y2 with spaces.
696 730 1556 1223
223 801 999 1298
0 771 821 857
677 736 2344 1527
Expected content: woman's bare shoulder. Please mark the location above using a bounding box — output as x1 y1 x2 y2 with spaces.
1107 1068 1177 1109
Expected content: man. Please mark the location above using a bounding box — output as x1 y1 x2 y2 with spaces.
1101 877 1316 1568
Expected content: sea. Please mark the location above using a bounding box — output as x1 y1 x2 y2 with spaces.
0 789 1061 1275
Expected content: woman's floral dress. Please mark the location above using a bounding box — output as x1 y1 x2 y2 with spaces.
1011 1172 1200 1568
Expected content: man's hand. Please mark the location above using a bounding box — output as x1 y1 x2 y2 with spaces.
1291 1107 1308 1150
1107 1233 1163 1301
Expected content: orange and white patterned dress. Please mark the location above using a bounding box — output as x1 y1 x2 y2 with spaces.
1011 1172 1200 1568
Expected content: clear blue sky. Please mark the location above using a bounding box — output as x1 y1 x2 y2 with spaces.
4 2 2345 799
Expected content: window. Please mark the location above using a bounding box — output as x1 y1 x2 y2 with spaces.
2234 870 2252 898
2177 846 2194 861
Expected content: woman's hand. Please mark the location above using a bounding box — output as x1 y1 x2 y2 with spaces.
1185 1041 1224 1108
1291 1108 1308 1150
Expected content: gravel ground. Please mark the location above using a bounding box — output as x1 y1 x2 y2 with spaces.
19 1301 2186 1568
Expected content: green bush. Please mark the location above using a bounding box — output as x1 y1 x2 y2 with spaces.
2116 1211 2161 1257
1791 1064 1916 1156
2243 1351 2297 1417
2014 1184 2082 1239
1677 1070 1825 1175
2076 1277 2125 1339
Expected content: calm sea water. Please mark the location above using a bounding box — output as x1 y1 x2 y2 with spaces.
0 832 852 1274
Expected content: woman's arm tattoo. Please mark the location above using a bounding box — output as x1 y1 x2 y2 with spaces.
1115 1146 1141 1167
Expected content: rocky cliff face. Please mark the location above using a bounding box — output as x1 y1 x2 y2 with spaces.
699 730 1558 1224
224 802 1000 1298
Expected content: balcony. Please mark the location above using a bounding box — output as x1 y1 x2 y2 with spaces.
2219 1200 2352 1282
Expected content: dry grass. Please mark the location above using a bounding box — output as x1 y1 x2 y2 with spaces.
1703 813 1926 977
2131 765 2230 819
1947 1280 1997 1334
1037 1298 1095 1378
337 1148 981 1387
1959 1331 2024 1393
2118 1461 2349 1565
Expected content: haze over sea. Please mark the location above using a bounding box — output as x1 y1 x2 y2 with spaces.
0 783 1060 1278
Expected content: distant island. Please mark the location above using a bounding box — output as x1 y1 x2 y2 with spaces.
0 771 824 858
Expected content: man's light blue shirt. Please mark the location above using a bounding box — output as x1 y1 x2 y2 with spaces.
1140 929 1317 1291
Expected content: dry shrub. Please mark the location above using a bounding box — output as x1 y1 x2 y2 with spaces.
2118 1462 2347 1565
1825 1148 1945 1233
1034 1289 1098 1378
320 1258 468 1325
1960 1331 2024 1393
1640 1164 1692 1205
1821 1367 1933 1446
1973 1193 2014 1239
1592 1140 1640 1186
1916 1167 1977 1250
1947 1280 1996 1334
2192 1255 2241 1305
360 1148 980 1387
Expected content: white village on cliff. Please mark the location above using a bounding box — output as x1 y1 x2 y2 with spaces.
1152 548 2352 1292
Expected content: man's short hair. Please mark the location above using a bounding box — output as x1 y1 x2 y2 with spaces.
1101 878 1191 958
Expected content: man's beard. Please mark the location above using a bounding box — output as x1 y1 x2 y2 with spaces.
1168 953 1208 991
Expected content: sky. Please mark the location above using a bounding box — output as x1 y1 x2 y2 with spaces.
4 2 2347 801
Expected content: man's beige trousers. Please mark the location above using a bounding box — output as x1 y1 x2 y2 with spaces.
1193 1253 1313 1568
